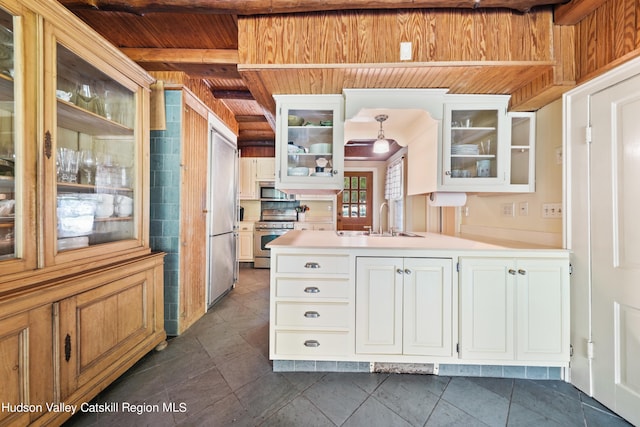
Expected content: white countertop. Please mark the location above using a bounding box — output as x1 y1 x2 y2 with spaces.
267 230 568 254
267 230 511 250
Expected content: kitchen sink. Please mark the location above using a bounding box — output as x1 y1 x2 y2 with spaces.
335 230 370 237
335 230 424 238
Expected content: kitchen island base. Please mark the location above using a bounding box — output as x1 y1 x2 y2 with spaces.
268 231 571 378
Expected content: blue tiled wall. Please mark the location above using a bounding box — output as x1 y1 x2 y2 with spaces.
150 90 182 336
272 360 563 380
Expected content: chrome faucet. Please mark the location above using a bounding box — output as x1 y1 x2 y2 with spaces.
379 201 389 235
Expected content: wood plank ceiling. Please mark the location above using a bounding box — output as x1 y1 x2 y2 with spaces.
61 0 603 151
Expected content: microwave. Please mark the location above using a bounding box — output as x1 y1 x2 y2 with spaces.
259 184 295 201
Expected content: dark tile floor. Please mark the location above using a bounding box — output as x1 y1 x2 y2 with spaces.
64 267 632 427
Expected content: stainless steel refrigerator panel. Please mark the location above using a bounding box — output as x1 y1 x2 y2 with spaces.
208 231 236 306
210 133 237 236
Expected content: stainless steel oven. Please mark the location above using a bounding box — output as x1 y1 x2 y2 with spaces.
254 225 292 268
253 208 296 268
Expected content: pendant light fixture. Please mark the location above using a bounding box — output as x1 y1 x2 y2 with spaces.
372 114 390 154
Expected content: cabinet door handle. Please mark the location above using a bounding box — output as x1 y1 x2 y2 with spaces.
44 130 52 159
304 340 320 347
305 262 321 269
518 269 526 275
332 169 339 175
304 287 320 294
445 170 452 176
64 333 71 362
304 311 320 318
404 269 412 275
508 269 517 275
396 268 404 275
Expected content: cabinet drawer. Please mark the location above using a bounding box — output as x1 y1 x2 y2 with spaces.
276 254 349 274
274 331 349 356
275 278 350 299
275 302 349 328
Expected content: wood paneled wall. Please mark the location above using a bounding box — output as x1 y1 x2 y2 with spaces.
574 0 640 82
239 8 554 64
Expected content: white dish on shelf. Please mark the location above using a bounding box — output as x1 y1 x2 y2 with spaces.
311 172 332 177
287 167 309 176
309 143 332 154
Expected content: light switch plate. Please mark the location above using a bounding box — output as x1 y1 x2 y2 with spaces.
400 42 412 60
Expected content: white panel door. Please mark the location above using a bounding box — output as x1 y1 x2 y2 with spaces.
590 74 640 426
403 258 453 356
355 257 402 354
460 258 514 360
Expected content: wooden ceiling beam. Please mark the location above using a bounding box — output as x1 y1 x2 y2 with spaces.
235 115 268 123
59 0 568 15
120 48 238 64
553 0 608 25
212 90 254 100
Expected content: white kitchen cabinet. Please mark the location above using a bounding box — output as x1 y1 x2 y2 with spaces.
239 157 257 199
355 257 453 357
256 157 275 181
459 257 570 363
441 95 535 193
274 95 344 192
238 221 253 261
270 252 353 360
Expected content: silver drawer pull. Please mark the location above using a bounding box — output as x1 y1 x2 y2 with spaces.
304 287 320 294
404 269 412 275
518 269 526 275
508 269 517 275
304 340 320 347
304 262 321 269
304 311 320 318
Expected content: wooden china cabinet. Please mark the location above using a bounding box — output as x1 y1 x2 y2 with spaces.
0 1 165 426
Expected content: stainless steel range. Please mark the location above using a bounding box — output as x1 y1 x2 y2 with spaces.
254 208 297 268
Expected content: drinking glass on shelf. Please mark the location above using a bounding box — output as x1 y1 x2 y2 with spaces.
59 148 81 183
80 150 96 185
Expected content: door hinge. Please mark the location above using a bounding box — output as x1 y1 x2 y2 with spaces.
456 343 459 353
456 262 460 272
586 126 592 144
570 344 574 357
587 340 594 359
569 263 573 275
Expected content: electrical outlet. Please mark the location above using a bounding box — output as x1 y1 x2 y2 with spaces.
400 42 412 60
519 202 528 216
542 203 563 218
502 203 515 217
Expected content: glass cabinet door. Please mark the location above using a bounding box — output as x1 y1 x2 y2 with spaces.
446 109 501 182
48 39 139 258
284 108 336 179
0 4 37 276
275 95 344 192
509 112 535 191
0 7 16 261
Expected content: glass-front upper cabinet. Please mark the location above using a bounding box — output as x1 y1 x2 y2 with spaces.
443 96 510 190
508 112 536 192
274 95 344 192
43 24 147 266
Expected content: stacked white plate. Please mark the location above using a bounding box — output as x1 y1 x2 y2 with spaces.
451 144 479 155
